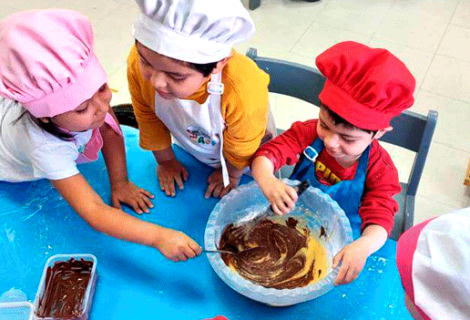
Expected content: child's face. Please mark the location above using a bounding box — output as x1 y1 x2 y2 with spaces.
317 107 390 166
48 84 111 132
136 42 211 100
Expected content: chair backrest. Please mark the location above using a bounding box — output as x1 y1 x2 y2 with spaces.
246 47 438 232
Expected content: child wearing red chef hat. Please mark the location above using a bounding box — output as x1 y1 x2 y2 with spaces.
396 208 470 320
251 41 416 285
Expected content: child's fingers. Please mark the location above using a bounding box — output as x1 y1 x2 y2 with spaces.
111 195 122 210
135 197 150 213
158 173 176 196
205 183 216 199
271 203 283 215
334 264 348 286
219 186 230 198
158 176 166 191
140 188 154 199
141 195 154 209
174 174 185 190
164 179 176 197
285 186 299 202
332 250 344 268
280 193 296 211
212 184 224 198
183 245 198 259
275 197 291 215
175 254 187 262
127 199 143 214
189 241 202 256
182 167 189 181
344 266 359 284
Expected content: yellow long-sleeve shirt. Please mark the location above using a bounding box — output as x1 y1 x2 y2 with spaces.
127 45 270 169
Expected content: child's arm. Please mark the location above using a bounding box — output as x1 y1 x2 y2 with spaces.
332 224 387 285
128 46 180 197
152 147 188 197
51 174 201 261
251 156 298 215
100 109 154 214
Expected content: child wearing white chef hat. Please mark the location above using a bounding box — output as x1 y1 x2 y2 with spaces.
396 208 470 320
128 0 272 199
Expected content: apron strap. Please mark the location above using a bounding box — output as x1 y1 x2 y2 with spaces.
208 73 230 187
104 112 122 136
291 138 322 180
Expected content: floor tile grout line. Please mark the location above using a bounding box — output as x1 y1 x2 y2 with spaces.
367 0 396 44
420 84 470 106
288 19 319 53
417 0 460 93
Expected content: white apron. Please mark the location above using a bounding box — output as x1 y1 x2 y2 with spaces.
153 73 275 187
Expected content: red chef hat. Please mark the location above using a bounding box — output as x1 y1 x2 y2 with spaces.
316 41 416 131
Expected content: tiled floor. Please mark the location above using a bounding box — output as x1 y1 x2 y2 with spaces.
1 0 469 224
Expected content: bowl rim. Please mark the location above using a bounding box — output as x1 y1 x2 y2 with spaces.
204 180 353 305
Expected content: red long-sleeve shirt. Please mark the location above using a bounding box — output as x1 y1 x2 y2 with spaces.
253 119 400 235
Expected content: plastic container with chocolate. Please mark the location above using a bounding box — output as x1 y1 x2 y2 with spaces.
33 254 97 320
204 180 353 306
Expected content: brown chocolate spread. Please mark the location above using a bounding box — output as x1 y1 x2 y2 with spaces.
219 217 325 289
36 258 93 318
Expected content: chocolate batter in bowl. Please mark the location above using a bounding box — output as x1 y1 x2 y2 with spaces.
204 180 353 306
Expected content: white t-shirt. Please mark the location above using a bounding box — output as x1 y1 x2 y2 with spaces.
0 98 93 182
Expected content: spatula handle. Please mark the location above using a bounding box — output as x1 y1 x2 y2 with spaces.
295 180 310 196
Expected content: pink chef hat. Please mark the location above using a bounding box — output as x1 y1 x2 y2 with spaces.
0 9 107 118
397 208 470 320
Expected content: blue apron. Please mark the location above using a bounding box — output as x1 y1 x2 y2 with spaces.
290 138 370 240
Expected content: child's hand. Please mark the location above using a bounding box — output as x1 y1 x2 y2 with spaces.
259 177 298 215
153 228 202 262
157 158 189 197
205 168 240 199
111 181 154 214
332 238 370 285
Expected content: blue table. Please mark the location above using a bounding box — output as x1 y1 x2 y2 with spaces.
0 126 412 320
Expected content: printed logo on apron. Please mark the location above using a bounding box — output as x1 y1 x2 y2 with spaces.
186 125 219 146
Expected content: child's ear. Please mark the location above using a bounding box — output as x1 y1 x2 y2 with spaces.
374 126 393 140
212 55 232 74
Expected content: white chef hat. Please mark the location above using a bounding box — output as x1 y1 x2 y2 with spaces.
397 208 470 320
133 0 255 64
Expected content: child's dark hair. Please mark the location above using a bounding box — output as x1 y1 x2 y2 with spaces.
188 61 218 77
15 110 74 141
321 104 377 135
136 40 218 77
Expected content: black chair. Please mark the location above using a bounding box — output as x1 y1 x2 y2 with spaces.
246 47 438 240
112 104 138 129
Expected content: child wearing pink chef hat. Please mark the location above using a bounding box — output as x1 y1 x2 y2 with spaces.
0 9 201 262
128 0 272 199
397 208 470 320
251 41 416 285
